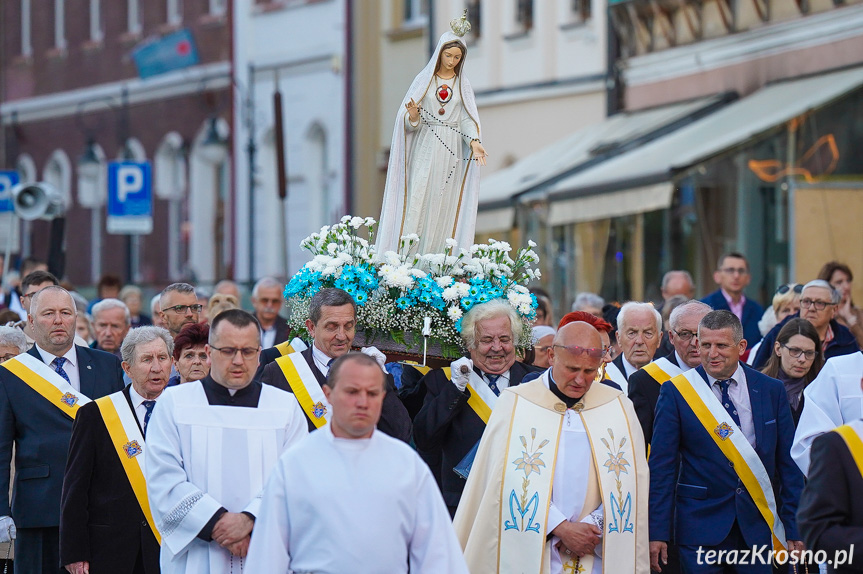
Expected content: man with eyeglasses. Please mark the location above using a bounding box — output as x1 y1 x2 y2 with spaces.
701 252 764 351
260 288 410 442
158 282 202 338
145 309 308 573
752 280 859 370
629 300 712 449
455 321 649 574
413 299 543 515
605 301 663 394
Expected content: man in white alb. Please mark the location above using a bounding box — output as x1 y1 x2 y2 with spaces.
145 309 308 573
245 352 469 574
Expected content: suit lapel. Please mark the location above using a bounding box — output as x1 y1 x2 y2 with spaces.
613 355 628 382
745 365 765 452
667 351 679 368
301 347 328 387
122 385 145 435
76 346 96 398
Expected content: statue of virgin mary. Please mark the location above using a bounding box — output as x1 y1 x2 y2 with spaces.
376 13 487 256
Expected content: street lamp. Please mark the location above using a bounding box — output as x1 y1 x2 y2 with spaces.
198 116 228 164
77 140 104 208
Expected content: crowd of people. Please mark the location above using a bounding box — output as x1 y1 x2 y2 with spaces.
0 250 859 573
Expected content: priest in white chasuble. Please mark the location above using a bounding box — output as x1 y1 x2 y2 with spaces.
145 310 309 574
245 353 469 574
454 322 650 574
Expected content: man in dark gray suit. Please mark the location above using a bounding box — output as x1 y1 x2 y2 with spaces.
0 286 124 573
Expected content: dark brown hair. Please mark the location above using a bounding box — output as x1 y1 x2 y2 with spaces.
761 318 823 384
173 322 210 361
434 41 466 77
818 261 853 283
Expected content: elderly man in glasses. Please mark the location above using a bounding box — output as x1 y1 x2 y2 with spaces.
454 321 649 574
752 279 859 369
158 283 202 338
145 309 308 573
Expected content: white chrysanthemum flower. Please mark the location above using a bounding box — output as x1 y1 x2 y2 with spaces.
340 215 351 223
445 238 458 249
447 306 463 321
364 217 376 226
456 283 470 297
350 216 364 229
435 276 453 288
528 240 537 247
442 286 460 302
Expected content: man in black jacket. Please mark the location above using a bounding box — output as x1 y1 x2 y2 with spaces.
413 300 542 515
0 286 125 573
60 326 172 574
260 288 411 443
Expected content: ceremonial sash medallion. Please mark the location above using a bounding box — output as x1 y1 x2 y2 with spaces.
642 357 682 385
672 370 787 552
835 421 863 477
411 365 498 424
581 397 643 573
96 391 161 544
274 337 307 358
498 395 563 574
2 353 91 419
276 352 330 428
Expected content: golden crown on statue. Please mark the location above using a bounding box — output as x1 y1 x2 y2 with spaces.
450 9 472 37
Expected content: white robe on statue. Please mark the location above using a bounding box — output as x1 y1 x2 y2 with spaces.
792 351 863 475
244 425 469 574
145 382 309 574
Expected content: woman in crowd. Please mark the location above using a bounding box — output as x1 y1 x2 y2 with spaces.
761 317 823 426
119 285 152 328
748 283 803 364
170 322 210 386
818 261 863 348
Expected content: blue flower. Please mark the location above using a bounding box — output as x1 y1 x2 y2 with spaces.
455 318 463 332
396 297 412 310
477 292 490 304
469 286 480 297
418 292 432 304
431 297 446 311
461 298 475 310
343 284 357 295
359 273 377 289
354 290 368 306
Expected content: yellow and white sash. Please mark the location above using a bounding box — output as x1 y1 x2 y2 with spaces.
95 391 161 544
834 420 863 477
581 397 644 573
2 352 90 419
605 361 628 394
499 395 563 573
642 357 682 385
275 352 330 428
273 337 307 358
672 370 787 552
411 364 499 424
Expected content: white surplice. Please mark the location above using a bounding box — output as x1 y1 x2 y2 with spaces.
145 382 309 574
546 410 603 574
792 351 863 475
244 425 469 574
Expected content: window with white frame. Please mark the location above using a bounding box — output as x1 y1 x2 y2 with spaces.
90 0 103 42
516 0 533 31
167 0 183 26
54 0 66 51
128 0 142 34
572 0 591 21
21 0 32 57
403 0 428 26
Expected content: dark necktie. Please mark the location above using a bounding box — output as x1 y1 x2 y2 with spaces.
142 400 156 437
486 374 501 397
717 379 741 427
52 357 71 386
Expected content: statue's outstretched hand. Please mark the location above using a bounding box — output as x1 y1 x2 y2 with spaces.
471 140 488 166
405 99 420 124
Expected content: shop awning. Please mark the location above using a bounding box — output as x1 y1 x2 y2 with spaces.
527 65 863 222
474 94 729 233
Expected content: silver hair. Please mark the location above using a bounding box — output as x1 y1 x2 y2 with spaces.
121 326 174 365
668 300 712 331
461 299 522 349
119 284 142 301
69 291 89 314
0 326 27 354
91 298 131 325
617 301 662 333
661 270 694 291
159 283 196 308
150 293 161 314
29 286 76 317
699 310 744 343
571 292 605 312
252 276 283 298
802 279 840 304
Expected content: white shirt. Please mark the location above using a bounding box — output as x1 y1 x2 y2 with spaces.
261 327 276 350
621 356 640 378
128 384 158 431
311 343 334 376
35 344 81 392
674 351 688 370
706 363 756 447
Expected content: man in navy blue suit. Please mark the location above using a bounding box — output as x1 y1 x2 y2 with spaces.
649 310 804 573
701 253 764 351
0 286 124 573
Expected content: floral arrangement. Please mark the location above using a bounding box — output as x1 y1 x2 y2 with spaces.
283 216 541 358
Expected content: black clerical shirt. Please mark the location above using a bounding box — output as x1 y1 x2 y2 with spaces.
547 370 580 409
196 376 261 540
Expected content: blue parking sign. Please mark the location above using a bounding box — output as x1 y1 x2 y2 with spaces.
0 171 20 213
107 161 152 234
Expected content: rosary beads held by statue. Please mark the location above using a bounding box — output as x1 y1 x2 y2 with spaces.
376 11 488 256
